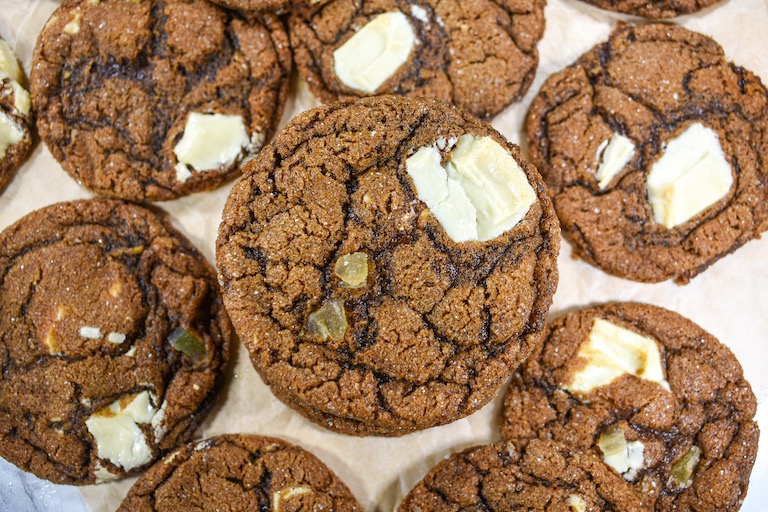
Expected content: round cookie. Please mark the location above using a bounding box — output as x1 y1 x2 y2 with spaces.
0 37 33 195
575 0 724 19
527 23 768 283
31 0 292 202
288 0 546 119
217 95 560 436
500 303 759 511
0 199 231 484
399 439 645 511
206 0 293 12
117 434 363 512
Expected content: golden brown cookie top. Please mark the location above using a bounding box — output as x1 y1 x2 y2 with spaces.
501 302 759 511
527 23 768 283
0 199 231 484
31 0 291 201
118 434 363 512
217 95 559 435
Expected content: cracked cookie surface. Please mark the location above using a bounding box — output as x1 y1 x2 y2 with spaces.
217 95 559 436
527 23 768 283
288 0 546 119
575 0 724 18
0 199 231 484
0 36 33 195
399 438 645 511
500 303 759 512
31 0 291 201
117 434 363 512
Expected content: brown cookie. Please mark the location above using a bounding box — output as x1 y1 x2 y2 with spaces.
500 303 759 511
206 0 292 12
527 23 768 283
399 438 645 512
575 0 725 18
31 0 291 202
0 199 231 484
0 37 33 195
217 95 560 436
289 0 546 119
117 434 363 512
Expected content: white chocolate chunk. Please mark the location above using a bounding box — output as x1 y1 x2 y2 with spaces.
79 326 102 340
333 11 415 94
273 486 312 512
150 400 168 443
93 463 118 483
173 112 250 178
565 318 669 394
107 332 126 344
598 426 645 480
11 81 30 116
0 111 23 160
64 10 82 35
647 123 732 229
595 133 635 189
406 135 536 242
85 391 156 470
568 494 587 512
410 4 429 23
0 40 21 83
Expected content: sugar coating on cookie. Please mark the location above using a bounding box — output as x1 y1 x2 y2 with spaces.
0 37 33 194
31 0 291 201
398 439 645 511
289 0 546 119
0 199 231 484
217 96 559 435
117 434 363 512
527 23 768 283
501 303 759 511
574 0 724 19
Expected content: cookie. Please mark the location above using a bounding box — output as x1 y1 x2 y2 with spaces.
527 23 768 283
207 0 292 12
0 37 33 195
117 434 363 512
399 439 645 511
575 0 724 19
217 95 560 435
500 303 759 511
288 0 546 119
31 0 292 202
0 199 232 484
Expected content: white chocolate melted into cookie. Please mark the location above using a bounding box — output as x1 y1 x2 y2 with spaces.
173 112 253 182
565 318 670 394
594 133 634 189
333 11 415 94
598 426 645 480
406 135 536 242
0 111 23 159
85 391 156 471
647 123 732 229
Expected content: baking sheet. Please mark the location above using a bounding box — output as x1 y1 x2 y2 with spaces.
0 0 766 510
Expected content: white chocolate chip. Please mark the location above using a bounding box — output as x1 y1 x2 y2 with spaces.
0 40 22 83
85 391 156 471
10 81 30 117
568 494 587 512
125 346 137 357
594 133 634 189
410 4 429 23
646 123 732 229
273 486 312 512
564 318 669 395
150 400 168 443
333 11 415 94
173 112 251 180
93 463 118 483
79 326 102 340
63 9 82 35
107 332 126 344
0 111 23 160
598 426 644 480
406 135 536 242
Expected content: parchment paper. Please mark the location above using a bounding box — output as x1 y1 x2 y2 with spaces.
0 0 766 510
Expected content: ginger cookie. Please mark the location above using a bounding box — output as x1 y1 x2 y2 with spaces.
288 0 546 119
31 0 291 201
206 0 293 12
0 36 33 195
217 95 560 436
118 434 363 512
527 23 768 283
0 199 231 484
575 0 724 19
399 439 645 511
500 303 759 511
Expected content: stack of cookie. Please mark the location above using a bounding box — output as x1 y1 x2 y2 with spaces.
0 0 765 510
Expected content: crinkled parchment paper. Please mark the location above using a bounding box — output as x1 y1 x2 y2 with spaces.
0 0 766 510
